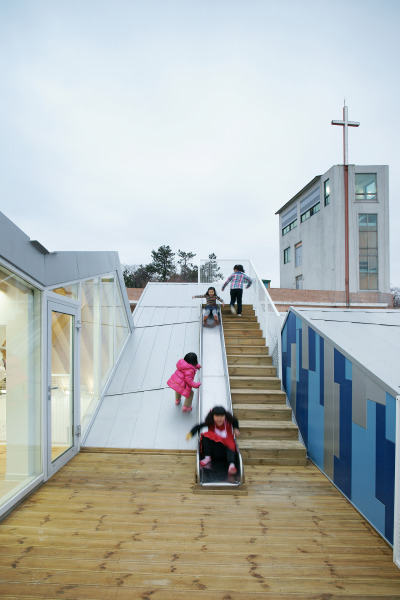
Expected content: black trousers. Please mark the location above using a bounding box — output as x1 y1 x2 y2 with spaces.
202 437 236 464
230 289 243 315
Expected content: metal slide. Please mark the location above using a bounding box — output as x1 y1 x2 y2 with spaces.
195 307 245 489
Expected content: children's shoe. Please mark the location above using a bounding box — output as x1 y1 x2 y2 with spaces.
200 456 212 467
230 305 236 315
182 405 192 412
228 463 237 475
175 398 181 405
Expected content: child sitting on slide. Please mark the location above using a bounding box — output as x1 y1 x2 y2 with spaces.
192 287 224 324
186 406 240 475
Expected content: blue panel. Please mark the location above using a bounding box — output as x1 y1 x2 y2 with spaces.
385 439 395 544
308 327 316 372
334 348 346 385
307 369 324 468
287 311 296 345
333 352 352 498
296 326 309 448
300 186 320 214
345 357 352 381
296 328 300 382
281 204 297 228
375 402 386 505
285 366 291 402
319 335 324 407
295 316 302 331
386 392 396 443
282 324 287 353
352 418 376 500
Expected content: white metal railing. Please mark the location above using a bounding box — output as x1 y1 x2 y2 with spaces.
199 258 282 379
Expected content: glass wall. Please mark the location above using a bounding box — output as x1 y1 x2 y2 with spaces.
80 279 100 434
101 276 115 389
80 275 129 436
0 265 42 510
48 274 130 437
359 214 378 290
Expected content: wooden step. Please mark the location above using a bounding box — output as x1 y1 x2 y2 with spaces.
231 389 287 403
221 306 254 316
222 315 258 322
223 321 259 328
225 345 269 355
225 337 265 346
227 354 272 365
229 365 276 377
239 420 299 440
230 376 281 389
239 439 307 465
234 403 292 420
225 329 263 338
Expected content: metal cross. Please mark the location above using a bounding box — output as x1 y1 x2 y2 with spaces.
331 103 360 165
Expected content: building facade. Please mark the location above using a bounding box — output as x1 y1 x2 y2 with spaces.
0 211 132 518
276 165 390 296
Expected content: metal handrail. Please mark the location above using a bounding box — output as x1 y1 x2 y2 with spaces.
219 308 244 486
198 258 282 381
196 304 244 488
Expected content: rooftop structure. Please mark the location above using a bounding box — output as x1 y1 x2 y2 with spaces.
276 164 390 299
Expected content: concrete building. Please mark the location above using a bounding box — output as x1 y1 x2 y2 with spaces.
276 165 390 303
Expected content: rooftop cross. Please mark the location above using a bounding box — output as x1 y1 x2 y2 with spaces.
331 103 360 165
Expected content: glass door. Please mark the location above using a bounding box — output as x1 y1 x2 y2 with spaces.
47 299 79 477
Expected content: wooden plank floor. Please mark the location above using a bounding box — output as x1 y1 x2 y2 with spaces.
0 451 400 599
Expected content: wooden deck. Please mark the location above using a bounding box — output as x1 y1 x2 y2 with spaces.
0 450 400 599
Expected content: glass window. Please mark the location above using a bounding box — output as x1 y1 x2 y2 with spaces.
300 202 320 222
80 279 100 434
284 247 291 264
101 276 115 388
0 265 42 510
359 214 378 290
324 180 330 206
355 173 377 201
115 279 129 358
49 283 79 300
295 243 302 267
295 275 303 289
282 220 297 236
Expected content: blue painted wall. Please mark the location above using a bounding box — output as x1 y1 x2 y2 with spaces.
282 310 396 545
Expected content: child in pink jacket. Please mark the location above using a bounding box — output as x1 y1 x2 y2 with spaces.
167 352 201 412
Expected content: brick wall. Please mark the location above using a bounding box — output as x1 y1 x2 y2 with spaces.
268 288 393 311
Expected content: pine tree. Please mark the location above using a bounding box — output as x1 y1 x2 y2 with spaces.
200 253 223 283
149 245 176 282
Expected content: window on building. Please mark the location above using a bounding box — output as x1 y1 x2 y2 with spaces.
301 202 320 222
296 275 303 289
282 219 297 236
324 180 330 206
359 213 378 290
355 173 377 201
295 242 302 267
284 247 291 264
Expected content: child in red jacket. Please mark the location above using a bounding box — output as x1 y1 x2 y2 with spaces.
167 352 201 412
186 406 240 474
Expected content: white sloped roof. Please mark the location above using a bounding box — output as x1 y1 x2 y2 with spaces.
292 308 400 397
85 282 209 450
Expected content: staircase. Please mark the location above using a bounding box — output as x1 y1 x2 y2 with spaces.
222 304 307 466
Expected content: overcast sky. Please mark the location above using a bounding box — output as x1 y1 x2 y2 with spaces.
1 0 399 286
